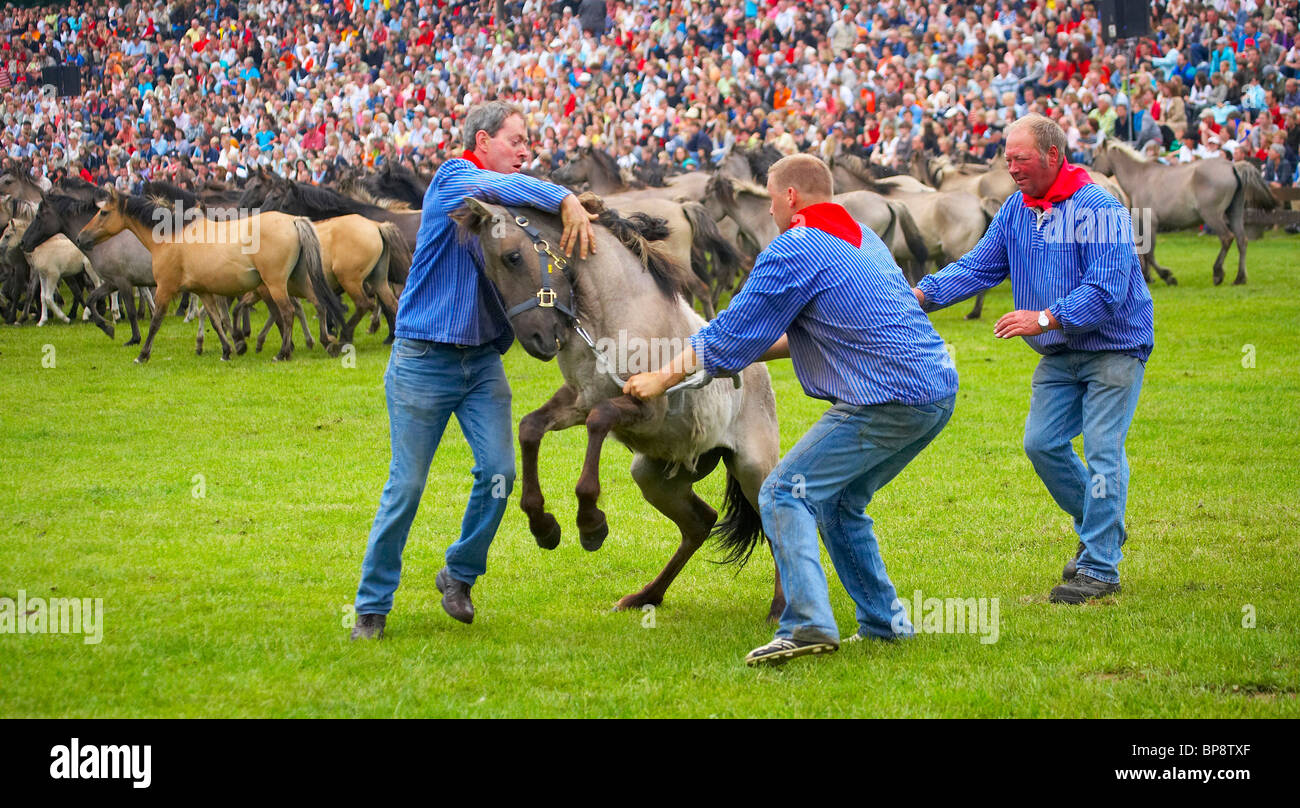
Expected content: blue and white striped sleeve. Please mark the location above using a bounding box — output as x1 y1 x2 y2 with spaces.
1048 205 1136 333
431 159 572 216
691 246 812 374
915 200 1011 306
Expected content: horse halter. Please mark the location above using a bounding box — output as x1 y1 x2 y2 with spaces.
501 207 580 325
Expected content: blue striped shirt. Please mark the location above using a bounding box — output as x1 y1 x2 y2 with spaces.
690 220 959 407
916 184 1154 361
395 157 573 351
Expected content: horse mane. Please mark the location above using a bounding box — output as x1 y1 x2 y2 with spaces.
587 147 623 183
119 193 174 226
706 173 768 208
1103 138 1147 163
274 181 389 219
56 175 100 194
339 183 413 211
143 180 202 210
738 144 783 184
49 193 98 218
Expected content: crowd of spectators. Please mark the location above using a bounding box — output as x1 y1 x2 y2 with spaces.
2 0 1298 199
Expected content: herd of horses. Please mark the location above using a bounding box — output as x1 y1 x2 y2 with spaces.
0 142 1282 616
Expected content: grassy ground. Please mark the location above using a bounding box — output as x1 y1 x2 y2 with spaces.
1 232 1297 717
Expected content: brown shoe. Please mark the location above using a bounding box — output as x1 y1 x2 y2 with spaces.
436 567 475 624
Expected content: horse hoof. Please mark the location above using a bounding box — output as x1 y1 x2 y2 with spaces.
1165 276 1178 286
532 514 562 550
134 355 149 365
613 591 661 612
963 312 981 320
1213 275 1224 286
579 520 609 552
1233 278 1247 286
235 342 248 356
766 600 786 625
196 347 203 356
326 343 343 358
124 337 139 346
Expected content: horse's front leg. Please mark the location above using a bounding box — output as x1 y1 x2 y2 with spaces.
575 396 652 551
518 385 586 550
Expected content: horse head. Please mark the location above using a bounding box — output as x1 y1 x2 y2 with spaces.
76 187 130 249
450 198 577 360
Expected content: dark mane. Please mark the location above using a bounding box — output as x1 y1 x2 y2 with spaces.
119 193 173 226
270 181 389 220
593 207 684 301
50 193 99 218
143 180 202 210
738 144 783 184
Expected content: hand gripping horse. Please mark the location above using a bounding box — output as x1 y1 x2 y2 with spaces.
451 198 785 620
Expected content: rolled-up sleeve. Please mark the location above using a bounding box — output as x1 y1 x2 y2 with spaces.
916 200 1011 306
691 247 812 375
431 159 572 215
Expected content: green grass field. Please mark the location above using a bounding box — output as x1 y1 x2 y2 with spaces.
1 231 1297 717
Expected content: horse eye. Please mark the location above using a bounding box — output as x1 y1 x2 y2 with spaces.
506 251 522 266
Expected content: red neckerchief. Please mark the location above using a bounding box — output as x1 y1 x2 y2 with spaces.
792 202 862 247
1022 160 1093 211
460 149 487 169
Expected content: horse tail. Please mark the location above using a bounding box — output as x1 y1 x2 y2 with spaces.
373 221 408 286
711 473 765 568
292 216 346 331
892 202 929 270
682 200 741 301
1233 161 1278 211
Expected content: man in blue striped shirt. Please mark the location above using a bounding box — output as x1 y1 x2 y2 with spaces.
624 154 958 666
914 114 1154 605
352 102 598 639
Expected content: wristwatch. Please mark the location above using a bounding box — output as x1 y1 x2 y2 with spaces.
1037 310 1051 331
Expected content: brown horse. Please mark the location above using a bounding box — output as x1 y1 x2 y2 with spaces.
76 189 342 363
233 214 408 351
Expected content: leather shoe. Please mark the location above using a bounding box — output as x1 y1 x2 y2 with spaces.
436 567 475 624
351 612 386 640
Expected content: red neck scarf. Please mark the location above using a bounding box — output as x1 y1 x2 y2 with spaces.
791 202 862 247
1021 160 1092 211
460 149 487 169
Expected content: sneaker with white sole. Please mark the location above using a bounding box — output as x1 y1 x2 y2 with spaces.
744 636 838 666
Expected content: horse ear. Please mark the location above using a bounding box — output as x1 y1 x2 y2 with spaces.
450 197 495 235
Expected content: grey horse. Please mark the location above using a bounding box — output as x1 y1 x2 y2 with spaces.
1091 138 1276 285
452 198 786 621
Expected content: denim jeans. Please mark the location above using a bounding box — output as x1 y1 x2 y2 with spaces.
354 339 516 615
1024 350 1145 585
759 396 955 643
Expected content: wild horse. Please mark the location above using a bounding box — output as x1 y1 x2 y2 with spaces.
452 198 785 619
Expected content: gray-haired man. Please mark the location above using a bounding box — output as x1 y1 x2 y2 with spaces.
351 102 597 639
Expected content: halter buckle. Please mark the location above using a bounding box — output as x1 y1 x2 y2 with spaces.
536 288 557 308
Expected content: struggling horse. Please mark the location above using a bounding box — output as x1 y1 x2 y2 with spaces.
451 199 785 619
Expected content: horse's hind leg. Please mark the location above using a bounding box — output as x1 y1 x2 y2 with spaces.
965 291 985 320
518 384 587 549
725 418 786 623
575 396 652 551
614 452 722 612
293 298 316 350
196 294 236 360
1231 207 1249 285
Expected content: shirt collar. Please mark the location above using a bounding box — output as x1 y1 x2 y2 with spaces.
791 201 862 248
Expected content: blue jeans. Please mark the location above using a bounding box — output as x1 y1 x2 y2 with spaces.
354 339 516 615
759 396 955 643
1024 351 1145 585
